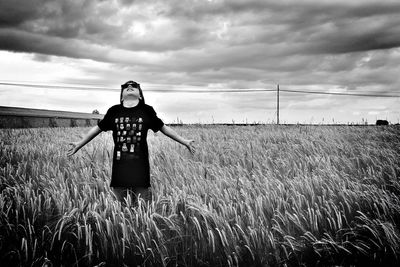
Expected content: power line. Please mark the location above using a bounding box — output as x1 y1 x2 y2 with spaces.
1 81 399 97
280 89 400 98
0 82 274 93
0 82 115 92
144 89 276 93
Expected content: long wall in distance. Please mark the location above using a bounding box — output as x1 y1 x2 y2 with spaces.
0 106 103 128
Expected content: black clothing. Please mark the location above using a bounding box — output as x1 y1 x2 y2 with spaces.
98 103 164 187
112 187 152 204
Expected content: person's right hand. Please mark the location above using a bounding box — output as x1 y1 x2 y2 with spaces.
67 142 80 157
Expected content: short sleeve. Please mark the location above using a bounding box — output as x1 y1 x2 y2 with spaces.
148 107 164 132
97 107 114 131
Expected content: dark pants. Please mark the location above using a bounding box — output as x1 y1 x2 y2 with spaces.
111 186 152 205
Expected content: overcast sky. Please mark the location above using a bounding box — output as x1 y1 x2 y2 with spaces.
1 0 400 124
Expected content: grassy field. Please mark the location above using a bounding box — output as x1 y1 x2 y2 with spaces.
1 125 399 266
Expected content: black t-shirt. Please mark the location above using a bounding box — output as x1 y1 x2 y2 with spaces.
97 102 164 188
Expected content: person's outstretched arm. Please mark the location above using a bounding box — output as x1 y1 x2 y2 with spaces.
160 125 195 154
67 125 102 156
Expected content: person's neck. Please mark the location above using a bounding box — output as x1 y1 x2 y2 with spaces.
122 98 140 108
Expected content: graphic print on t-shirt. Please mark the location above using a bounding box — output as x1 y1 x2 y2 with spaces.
115 117 143 160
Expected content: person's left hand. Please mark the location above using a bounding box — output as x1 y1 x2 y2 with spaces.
67 142 80 157
184 140 196 154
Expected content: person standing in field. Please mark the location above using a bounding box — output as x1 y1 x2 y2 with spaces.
67 80 195 204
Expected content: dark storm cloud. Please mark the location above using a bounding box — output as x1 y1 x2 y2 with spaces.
0 0 48 27
163 0 400 52
0 0 213 57
302 17 400 54
2 0 400 58
0 28 109 61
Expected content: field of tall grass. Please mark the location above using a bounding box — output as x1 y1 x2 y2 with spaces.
1 125 399 266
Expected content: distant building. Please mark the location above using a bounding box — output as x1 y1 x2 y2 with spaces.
376 120 389 126
0 106 103 128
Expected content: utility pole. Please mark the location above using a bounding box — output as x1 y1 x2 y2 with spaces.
277 84 280 125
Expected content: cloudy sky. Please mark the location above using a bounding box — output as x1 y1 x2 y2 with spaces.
1 0 400 124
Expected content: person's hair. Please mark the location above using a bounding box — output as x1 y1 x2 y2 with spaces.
120 80 145 104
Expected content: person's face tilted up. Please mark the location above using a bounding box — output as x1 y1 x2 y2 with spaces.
122 86 140 101
120 80 144 104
